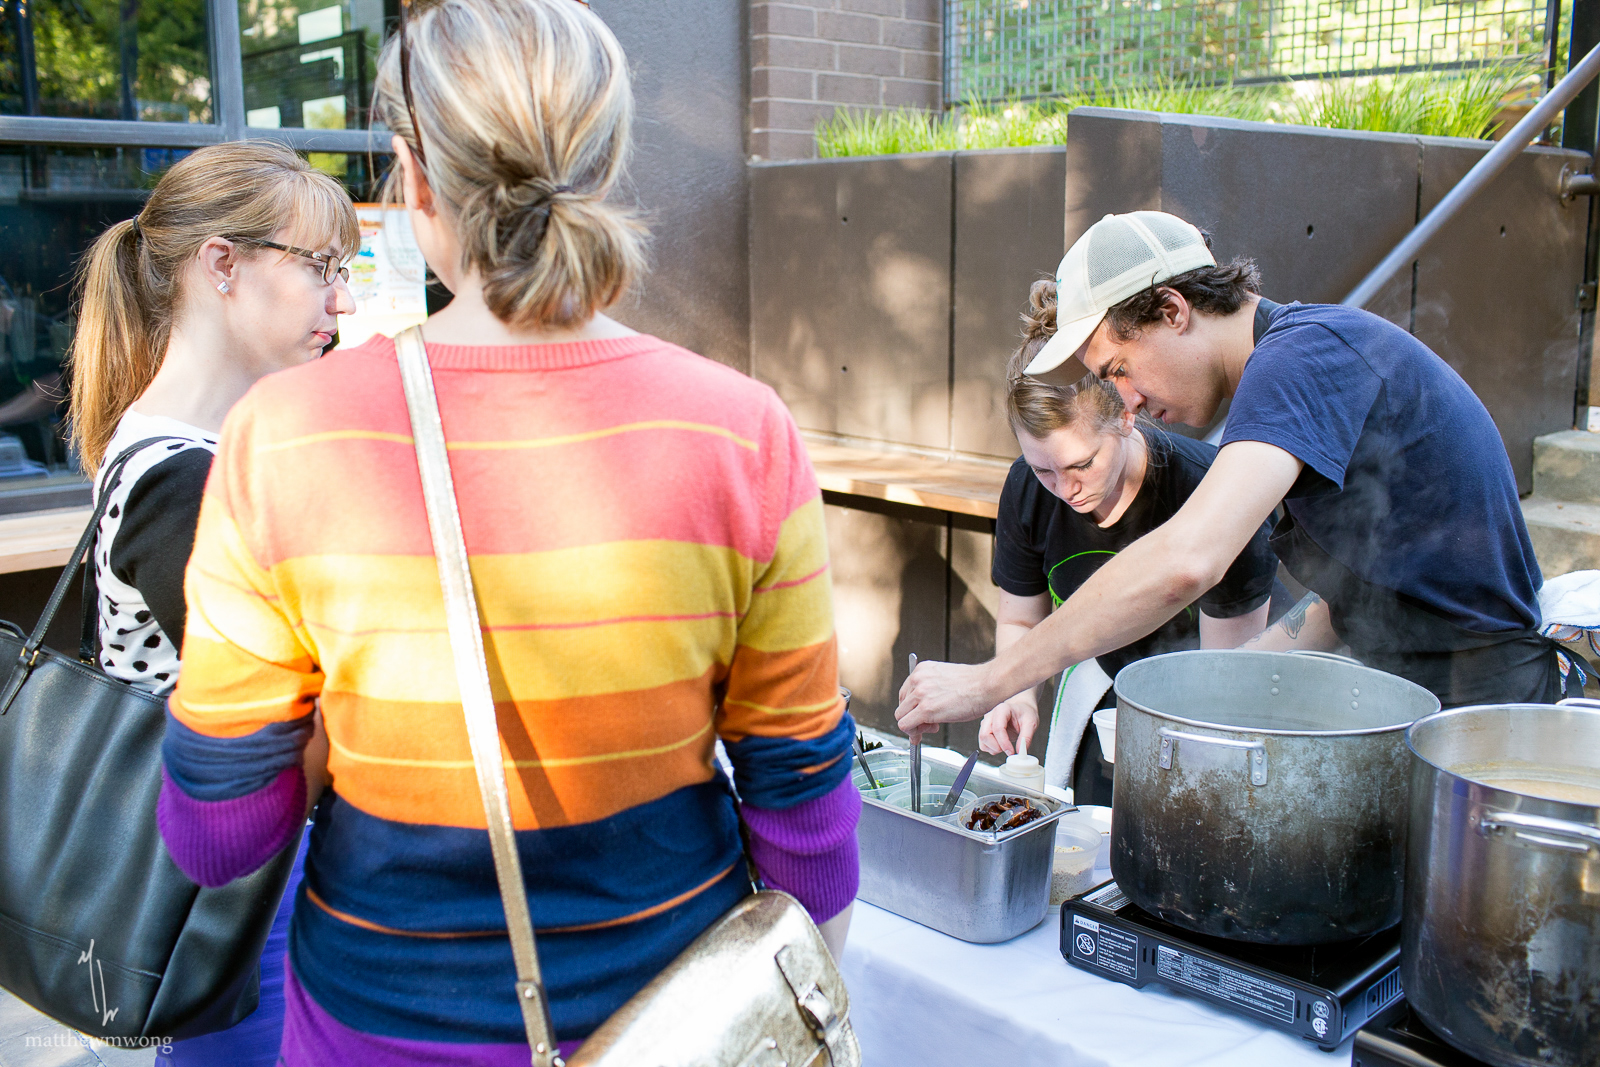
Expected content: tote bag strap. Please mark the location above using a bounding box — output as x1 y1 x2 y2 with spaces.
1 436 182 713
393 326 560 1067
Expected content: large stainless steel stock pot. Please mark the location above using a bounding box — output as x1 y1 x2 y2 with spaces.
1404 701 1600 1067
1111 650 1439 944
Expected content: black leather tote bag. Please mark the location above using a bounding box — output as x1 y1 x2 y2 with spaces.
0 438 301 1041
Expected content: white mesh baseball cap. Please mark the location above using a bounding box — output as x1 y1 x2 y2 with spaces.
1025 211 1216 383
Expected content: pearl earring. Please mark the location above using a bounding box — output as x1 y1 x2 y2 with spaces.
217 281 230 294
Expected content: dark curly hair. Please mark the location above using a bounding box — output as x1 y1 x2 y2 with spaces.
1103 230 1261 342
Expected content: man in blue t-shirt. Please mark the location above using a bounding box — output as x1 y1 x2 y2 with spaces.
896 210 1562 734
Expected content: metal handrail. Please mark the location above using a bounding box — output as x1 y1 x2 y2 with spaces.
1343 42 1600 308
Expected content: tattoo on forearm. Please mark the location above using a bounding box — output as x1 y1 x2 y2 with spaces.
1282 592 1321 640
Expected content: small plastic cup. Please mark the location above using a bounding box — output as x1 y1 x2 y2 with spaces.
1092 707 1117 764
852 749 909 800
883 782 978 820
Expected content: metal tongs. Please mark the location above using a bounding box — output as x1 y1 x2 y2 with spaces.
907 653 922 813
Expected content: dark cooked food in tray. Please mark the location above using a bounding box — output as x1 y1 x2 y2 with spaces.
965 795 1043 832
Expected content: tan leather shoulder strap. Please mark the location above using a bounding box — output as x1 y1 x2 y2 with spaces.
393 326 561 1067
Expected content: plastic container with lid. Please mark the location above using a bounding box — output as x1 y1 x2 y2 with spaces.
1057 805 1112 869
998 753 1045 791
1050 820 1102 904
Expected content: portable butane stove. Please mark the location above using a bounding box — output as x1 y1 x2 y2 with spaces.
1352 998 1494 1067
1062 880 1404 1052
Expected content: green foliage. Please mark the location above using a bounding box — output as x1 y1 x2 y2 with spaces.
12 0 212 122
813 107 961 157
1290 61 1544 140
818 62 1547 157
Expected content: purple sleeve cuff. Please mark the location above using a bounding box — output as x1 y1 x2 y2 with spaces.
158 766 305 887
741 775 860 924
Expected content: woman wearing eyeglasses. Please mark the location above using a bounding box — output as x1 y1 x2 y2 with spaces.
68 140 357 1067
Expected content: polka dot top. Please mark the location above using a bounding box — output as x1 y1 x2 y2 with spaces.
93 410 218 697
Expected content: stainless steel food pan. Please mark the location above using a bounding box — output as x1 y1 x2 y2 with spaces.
855 746 1067 943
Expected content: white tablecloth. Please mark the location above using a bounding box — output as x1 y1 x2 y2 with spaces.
838 897 1353 1067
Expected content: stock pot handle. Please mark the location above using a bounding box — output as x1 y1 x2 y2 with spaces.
1157 728 1268 786
1556 697 1600 710
1284 650 1365 667
1479 810 1600 857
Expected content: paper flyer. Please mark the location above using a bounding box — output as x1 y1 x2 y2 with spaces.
335 203 428 348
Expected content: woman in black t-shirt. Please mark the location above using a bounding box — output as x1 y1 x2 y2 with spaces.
980 281 1279 803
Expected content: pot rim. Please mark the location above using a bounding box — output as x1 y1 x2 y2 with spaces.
1406 702 1600 813
1112 649 1438 737
1115 697 1416 737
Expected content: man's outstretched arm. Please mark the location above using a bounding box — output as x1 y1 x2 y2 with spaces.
896 441 1304 736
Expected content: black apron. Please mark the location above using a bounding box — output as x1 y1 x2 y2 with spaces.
1251 298 1563 708
1270 502 1561 708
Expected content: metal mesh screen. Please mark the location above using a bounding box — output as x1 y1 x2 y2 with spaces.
946 0 1557 101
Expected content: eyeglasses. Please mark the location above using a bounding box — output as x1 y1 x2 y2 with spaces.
230 237 350 285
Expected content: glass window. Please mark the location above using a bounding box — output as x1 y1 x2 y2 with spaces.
0 0 400 513
0 0 213 122
239 0 395 133
0 144 185 490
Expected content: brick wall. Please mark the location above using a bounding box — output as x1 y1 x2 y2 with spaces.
750 0 943 161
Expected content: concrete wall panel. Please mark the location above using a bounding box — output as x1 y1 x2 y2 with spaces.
1064 108 1162 245
1412 140 1588 493
825 496 950 744
591 0 750 371
751 154 954 449
951 147 1068 460
1157 116 1416 324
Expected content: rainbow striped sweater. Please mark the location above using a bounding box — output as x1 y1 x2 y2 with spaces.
158 333 858 1063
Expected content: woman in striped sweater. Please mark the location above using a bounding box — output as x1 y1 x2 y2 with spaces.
158 1 858 1064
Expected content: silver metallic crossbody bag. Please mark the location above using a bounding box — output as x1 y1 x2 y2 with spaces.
394 327 860 1067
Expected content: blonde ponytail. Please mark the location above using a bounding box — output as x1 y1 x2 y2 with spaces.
373 0 647 330
68 140 359 471
70 218 163 474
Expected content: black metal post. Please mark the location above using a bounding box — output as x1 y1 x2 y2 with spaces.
1547 0 1564 91
1569 0 1600 152
13 0 40 116
118 0 140 122
1569 0 1600 416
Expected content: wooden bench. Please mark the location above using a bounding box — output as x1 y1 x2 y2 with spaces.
0 506 92 575
804 438 1009 520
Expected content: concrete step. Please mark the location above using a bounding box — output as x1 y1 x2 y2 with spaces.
1523 496 1600 578
1533 430 1600 504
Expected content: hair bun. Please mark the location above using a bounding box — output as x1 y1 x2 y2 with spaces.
372 0 647 330
1022 278 1058 343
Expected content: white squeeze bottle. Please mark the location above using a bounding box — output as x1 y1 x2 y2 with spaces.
1000 753 1045 792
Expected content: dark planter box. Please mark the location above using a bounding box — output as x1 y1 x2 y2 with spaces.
751 113 1588 489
